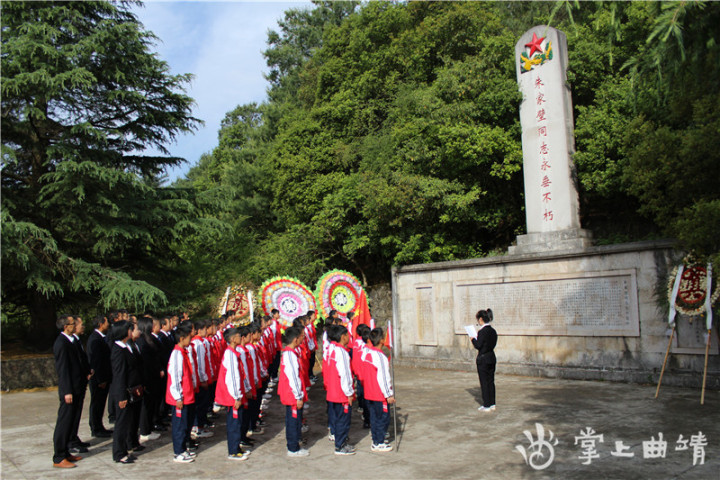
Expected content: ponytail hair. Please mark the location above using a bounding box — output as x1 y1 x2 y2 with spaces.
476 308 493 323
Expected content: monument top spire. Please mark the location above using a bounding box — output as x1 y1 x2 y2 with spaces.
509 26 592 255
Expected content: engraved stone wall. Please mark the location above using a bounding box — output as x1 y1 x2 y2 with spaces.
452 270 639 336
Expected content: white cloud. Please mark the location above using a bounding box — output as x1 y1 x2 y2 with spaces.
132 1 313 182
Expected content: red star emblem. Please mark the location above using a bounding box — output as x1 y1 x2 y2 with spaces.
524 32 545 57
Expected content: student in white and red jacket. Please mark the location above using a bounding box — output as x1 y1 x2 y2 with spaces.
165 322 196 463
361 328 395 452
279 326 309 457
214 327 248 462
352 324 372 429
190 320 213 438
325 324 356 455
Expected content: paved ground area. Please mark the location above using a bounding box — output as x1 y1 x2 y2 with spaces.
1 366 718 479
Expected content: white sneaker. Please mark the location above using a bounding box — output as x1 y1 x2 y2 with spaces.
227 452 248 461
196 428 214 438
185 450 197 458
287 448 310 457
328 433 335 442
478 406 493 412
303 403 309 411
309 378 316 385
371 442 393 452
212 403 223 413
250 427 265 435
139 432 161 442
262 393 272 400
173 452 195 463
490 405 496 411
301 424 309 433
260 404 268 411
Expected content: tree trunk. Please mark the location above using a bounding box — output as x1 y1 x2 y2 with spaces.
25 292 58 351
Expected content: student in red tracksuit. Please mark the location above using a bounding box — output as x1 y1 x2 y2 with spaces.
352 324 371 429
235 326 256 448
214 327 248 462
325 324 356 455
279 326 308 457
165 322 196 463
361 328 395 453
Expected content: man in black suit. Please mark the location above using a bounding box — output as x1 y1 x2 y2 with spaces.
52 314 84 468
106 310 121 424
69 316 92 454
87 314 113 437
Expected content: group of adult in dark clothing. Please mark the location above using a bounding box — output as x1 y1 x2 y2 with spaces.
53 310 180 468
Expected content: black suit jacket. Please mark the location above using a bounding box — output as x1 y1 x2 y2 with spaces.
109 342 144 402
53 333 86 398
471 325 497 358
87 330 112 384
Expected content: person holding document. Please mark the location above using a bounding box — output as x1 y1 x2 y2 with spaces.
469 309 497 412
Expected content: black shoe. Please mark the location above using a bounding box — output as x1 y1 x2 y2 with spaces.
69 446 89 454
108 416 116 424
152 424 167 432
93 430 113 438
115 455 134 464
363 422 371 429
239 440 254 448
73 440 90 448
130 444 145 452
188 439 199 450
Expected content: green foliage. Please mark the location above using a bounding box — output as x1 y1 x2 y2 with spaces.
1 1 215 345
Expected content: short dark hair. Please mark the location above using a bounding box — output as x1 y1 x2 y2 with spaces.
271 308 279 315
356 324 371 342
174 321 193 343
329 309 338 318
56 314 74 330
108 311 121 323
282 326 302 346
369 327 385 347
93 314 108 330
224 327 240 344
346 311 355 320
327 324 347 343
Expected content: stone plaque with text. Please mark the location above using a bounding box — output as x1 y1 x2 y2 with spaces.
453 270 639 336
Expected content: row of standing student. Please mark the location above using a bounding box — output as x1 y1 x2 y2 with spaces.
53 308 392 468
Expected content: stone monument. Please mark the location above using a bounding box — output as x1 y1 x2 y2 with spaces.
509 26 592 254
390 26 718 387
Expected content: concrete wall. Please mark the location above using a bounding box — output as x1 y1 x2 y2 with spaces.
1 356 57 391
391 240 720 388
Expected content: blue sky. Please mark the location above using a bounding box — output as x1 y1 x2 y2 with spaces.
131 1 313 183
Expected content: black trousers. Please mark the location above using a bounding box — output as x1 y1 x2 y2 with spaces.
111 397 130 461
127 399 142 448
139 389 158 435
52 399 75 463
476 354 496 408
69 387 87 447
88 378 109 434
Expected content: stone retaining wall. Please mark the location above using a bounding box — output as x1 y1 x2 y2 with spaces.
1 356 57 391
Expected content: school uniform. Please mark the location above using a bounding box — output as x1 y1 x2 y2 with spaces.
52 332 86 464
471 323 497 408
351 337 369 427
110 340 143 462
278 346 306 453
137 335 163 436
166 345 196 456
87 329 112 436
325 341 355 450
361 345 394 446
215 347 245 455
68 334 91 450
191 336 211 429
236 344 256 442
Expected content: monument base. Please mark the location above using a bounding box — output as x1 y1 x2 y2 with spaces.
508 228 593 255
